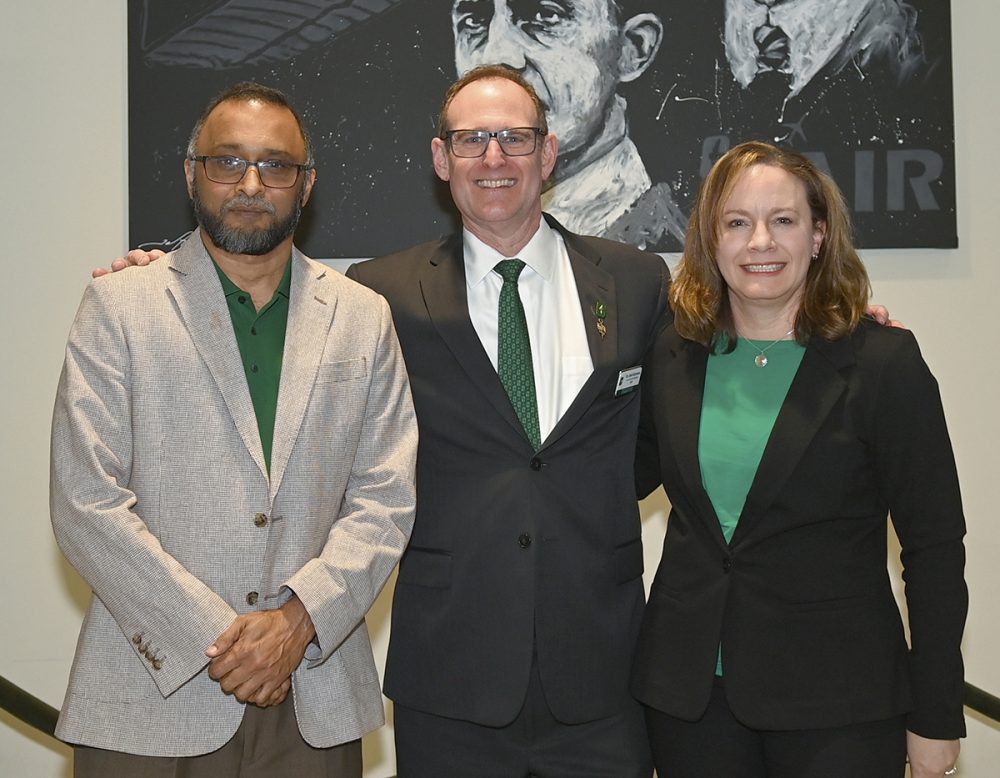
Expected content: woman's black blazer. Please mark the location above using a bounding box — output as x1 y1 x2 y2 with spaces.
632 320 967 739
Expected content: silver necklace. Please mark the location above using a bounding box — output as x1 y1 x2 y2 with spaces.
743 328 795 367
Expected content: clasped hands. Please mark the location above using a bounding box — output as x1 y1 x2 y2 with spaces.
205 594 316 708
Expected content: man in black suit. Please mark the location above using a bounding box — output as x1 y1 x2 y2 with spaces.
348 65 670 776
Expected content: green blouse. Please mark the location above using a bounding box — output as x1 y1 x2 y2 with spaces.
699 336 805 674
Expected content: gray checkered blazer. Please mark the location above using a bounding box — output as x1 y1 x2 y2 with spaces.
51 231 417 756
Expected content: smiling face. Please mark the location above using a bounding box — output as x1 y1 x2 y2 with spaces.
715 163 825 326
432 76 558 254
451 0 623 160
184 98 315 258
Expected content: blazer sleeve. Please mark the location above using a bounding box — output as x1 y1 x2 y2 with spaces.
872 330 967 738
634 321 673 500
284 295 417 663
50 281 238 697
635 357 664 500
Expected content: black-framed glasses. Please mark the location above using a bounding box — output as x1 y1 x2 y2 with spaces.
443 127 544 158
189 155 313 188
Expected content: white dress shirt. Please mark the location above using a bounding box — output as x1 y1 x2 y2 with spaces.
465 217 593 444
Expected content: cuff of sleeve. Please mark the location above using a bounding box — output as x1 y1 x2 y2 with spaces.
143 597 238 697
905 710 967 740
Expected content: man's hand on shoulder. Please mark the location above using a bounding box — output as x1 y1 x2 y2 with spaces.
867 303 905 329
92 249 165 279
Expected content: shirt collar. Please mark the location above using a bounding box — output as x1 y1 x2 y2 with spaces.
213 257 293 301
463 216 558 288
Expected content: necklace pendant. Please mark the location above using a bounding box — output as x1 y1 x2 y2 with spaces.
754 354 768 368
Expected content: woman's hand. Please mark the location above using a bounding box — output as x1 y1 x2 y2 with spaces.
907 730 959 777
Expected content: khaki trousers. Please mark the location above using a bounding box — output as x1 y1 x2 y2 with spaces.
73 694 362 778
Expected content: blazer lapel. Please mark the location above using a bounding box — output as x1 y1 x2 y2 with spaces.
733 336 854 542
419 235 529 443
661 336 730 547
268 251 336 499
541 224 619 449
165 231 267 479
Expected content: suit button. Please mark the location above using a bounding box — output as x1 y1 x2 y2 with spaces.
152 659 163 671
254 512 268 527
246 591 259 605
722 556 733 573
132 633 142 645
529 457 543 471
518 533 532 549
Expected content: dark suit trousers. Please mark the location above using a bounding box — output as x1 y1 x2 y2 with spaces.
73 695 362 778
394 654 651 778
644 677 906 778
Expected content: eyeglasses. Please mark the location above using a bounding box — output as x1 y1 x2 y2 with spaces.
443 127 544 158
189 155 313 188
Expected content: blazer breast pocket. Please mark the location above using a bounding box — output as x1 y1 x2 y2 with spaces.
398 547 453 589
316 357 368 384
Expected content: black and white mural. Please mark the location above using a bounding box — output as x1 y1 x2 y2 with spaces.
129 0 956 257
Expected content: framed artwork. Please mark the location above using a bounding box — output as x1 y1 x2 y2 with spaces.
129 0 956 257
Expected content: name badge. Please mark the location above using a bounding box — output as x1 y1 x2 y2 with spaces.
614 366 642 397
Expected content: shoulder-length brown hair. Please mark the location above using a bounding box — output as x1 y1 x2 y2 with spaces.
671 141 871 349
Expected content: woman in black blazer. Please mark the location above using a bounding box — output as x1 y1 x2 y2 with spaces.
632 142 966 778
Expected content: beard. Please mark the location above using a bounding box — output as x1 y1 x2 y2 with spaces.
191 178 305 256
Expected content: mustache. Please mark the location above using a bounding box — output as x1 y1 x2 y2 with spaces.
221 194 276 215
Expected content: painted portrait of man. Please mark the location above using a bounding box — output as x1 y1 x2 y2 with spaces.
449 0 686 250
657 0 955 247
721 0 928 142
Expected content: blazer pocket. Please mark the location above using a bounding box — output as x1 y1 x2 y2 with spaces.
786 592 875 613
316 357 368 383
398 547 452 589
613 538 644 584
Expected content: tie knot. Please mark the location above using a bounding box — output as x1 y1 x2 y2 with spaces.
494 258 526 284
754 23 790 71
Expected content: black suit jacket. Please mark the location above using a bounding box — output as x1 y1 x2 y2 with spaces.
348 215 670 726
631 320 966 738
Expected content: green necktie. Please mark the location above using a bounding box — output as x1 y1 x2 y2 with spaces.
494 259 541 450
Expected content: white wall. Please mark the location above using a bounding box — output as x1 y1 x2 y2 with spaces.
1 2 996 775
1 2 127 776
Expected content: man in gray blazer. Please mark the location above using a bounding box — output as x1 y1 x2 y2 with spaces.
51 82 417 776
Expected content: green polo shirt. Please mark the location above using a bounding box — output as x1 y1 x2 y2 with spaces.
213 259 292 472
